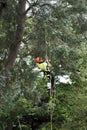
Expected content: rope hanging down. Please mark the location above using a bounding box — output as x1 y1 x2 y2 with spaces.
44 22 57 130
49 88 56 130
44 23 51 60
35 22 56 130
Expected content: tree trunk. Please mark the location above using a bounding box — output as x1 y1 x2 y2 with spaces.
5 0 26 73
6 118 13 130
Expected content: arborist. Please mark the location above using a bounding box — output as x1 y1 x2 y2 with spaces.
35 57 55 93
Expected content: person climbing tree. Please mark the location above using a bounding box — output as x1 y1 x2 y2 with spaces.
35 57 55 94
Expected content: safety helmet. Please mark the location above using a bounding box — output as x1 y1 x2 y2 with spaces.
35 57 43 63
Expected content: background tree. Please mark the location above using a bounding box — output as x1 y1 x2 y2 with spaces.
0 0 87 130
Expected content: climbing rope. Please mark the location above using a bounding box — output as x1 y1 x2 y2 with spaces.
50 89 53 130
43 14 57 129
44 21 56 130
49 88 56 130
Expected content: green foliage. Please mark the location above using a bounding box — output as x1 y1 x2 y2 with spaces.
0 0 87 129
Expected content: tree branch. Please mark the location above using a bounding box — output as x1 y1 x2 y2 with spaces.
24 2 54 15
24 1 39 15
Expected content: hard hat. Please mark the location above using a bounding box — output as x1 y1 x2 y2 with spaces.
35 57 43 63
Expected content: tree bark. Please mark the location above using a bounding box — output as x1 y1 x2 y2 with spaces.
6 118 13 130
5 0 26 73
0 2 7 15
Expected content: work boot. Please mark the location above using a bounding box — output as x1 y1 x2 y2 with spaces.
52 87 56 95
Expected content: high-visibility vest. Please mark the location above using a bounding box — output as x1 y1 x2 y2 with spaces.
37 62 48 71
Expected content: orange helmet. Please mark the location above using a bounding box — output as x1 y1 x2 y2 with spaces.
35 57 43 63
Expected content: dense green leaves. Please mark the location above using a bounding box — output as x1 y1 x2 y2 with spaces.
0 0 87 129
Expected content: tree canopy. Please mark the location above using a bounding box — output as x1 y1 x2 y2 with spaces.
0 0 87 130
